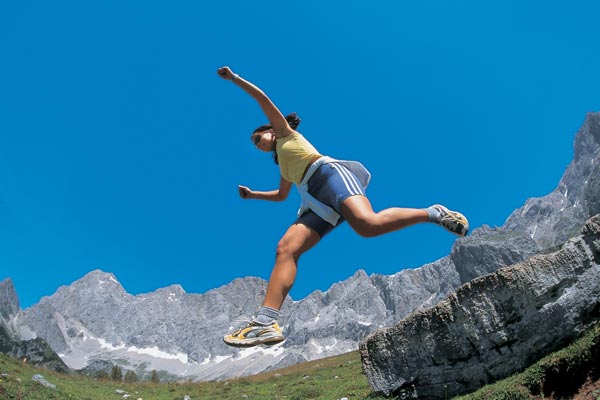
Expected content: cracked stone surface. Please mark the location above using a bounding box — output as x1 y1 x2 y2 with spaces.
359 214 600 399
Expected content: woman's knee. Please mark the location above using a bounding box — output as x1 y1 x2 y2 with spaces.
275 224 321 260
348 215 381 238
275 237 295 258
341 196 381 237
275 233 310 260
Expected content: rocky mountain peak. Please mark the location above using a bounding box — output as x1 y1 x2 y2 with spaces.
0 278 20 321
142 284 186 302
151 284 185 294
575 112 600 157
503 112 600 248
77 269 124 290
58 269 129 301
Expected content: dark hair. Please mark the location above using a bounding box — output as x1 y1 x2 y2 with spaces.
252 113 301 164
252 112 301 134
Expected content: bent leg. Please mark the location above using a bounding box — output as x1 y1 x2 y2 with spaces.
262 223 321 310
341 195 429 238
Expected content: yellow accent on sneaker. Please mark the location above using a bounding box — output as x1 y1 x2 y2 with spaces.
223 322 285 347
432 204 469 237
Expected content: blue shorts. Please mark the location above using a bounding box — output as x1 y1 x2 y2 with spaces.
295 163 366 237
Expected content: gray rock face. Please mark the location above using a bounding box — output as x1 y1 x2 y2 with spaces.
359 214 600 399
450 226 539 284
32 374 57 390
370 257 461 323
0 280 70 373
0 279 24 342
504 112 600 249
0 332 70 373
0 279 19 322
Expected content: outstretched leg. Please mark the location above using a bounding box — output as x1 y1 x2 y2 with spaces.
341 196 469 237
341 195 428 237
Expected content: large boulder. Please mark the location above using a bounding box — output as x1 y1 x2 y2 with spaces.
359 214 600 399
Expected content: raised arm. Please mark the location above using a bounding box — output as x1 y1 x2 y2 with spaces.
217 66 293 138
238 176 292 202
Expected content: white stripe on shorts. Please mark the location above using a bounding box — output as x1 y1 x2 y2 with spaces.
333 163 364 196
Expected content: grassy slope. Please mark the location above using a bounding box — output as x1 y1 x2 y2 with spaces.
0 350 386 400
0 322 597 400
456 322 600 400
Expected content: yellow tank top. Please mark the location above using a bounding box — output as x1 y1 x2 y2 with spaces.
276 132 322 184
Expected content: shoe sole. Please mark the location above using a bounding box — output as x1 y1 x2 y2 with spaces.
223 336 285 348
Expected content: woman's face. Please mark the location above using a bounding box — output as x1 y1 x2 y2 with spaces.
251 130 275 152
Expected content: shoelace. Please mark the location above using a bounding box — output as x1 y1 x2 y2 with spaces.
439 208 463 222
442 214 460 226
230 317 254 336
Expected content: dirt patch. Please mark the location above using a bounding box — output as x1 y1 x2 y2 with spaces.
538 377 600 400
573 377 600 400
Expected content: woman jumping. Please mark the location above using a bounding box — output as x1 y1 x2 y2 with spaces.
217 66 469 347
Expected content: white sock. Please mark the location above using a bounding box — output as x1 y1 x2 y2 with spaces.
255 306 279 325
424 206 442 223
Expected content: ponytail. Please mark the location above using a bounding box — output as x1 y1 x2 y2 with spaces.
285 112 301 130
251 112 301 134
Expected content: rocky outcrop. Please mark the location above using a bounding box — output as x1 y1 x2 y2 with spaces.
0 330 70 373
0 279 20 323
359 215 600 399
0 279 69 373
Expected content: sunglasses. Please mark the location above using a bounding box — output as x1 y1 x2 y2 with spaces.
252 130 273 146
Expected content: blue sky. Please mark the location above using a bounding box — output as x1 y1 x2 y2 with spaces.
1 1 599 309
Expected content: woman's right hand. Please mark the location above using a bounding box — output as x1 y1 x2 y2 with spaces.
217 66 235 81
238 185 253 199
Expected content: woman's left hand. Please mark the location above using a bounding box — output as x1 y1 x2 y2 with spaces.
217 66 235 81
238 185 253 199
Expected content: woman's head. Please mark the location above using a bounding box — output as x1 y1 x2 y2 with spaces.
250 113 301 158
251 129 276 152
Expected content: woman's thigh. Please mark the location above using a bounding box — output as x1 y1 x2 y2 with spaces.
277 222 321 258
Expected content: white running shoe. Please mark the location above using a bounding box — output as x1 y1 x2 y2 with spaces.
432 204 469 237
223 322 284 347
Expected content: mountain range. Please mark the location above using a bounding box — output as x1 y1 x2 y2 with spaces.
1 111 599 381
